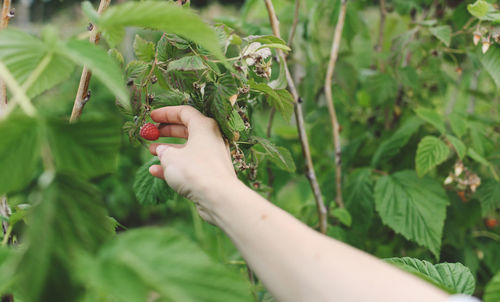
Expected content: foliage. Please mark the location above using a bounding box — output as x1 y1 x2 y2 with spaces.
0 0 499 301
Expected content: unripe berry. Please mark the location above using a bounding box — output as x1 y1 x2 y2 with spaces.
140 123 160 141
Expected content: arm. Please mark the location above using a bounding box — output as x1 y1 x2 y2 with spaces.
148 105 451 302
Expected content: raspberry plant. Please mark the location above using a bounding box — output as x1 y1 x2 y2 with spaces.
0 0 499 301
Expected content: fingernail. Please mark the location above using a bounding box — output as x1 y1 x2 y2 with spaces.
156 145 167 157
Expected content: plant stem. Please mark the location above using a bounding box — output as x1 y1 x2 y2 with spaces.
287 0 300 48
0 0 13 250
264 0 328 234
324 0 348 209
69 0 111 123
375 0 386 72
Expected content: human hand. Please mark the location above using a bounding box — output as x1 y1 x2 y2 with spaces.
148 106 238 224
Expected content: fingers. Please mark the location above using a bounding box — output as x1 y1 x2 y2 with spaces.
149 143 184 156
151 105 205 130
149 165 164 179
158 124 188 138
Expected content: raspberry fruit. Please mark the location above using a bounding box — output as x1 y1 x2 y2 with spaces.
485 218 498 229
140 123 160 141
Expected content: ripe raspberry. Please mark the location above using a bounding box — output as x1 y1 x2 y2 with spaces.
485 218 498 229
140 123 160 141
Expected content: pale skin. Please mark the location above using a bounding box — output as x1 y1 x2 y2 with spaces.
148 105 451 302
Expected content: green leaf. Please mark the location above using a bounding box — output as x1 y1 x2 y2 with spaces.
249 80 294 121
345 168 374 232
415 107 446 133
133 34 155 62
331 208 352 227
79 227 252 302
374 170 449 259
0 113 40 195
429 26 451 47
15 174 114 301
485 270 500 302
167 56 207 72
108 48 124 67
205 75 238 139
364 73 397 105
371 117 423 167
446 135 466 160
467 148 490 166
254 137 296 173
386 257 475 295
467 0 500 21
59 39 129 109
415 136 450 177
0 29 73 99
134 158 173 205
475 180 500 217
481 45 500 88
448 112 467 138
46 117 121 179
246 35 287 45
94 1 226 64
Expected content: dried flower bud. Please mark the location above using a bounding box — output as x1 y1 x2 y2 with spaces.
7 8 15 18
473 32 481 46
229 94 238 106
87 23 94 31
454 162 464 177
482 40 491 54
444 175 454 185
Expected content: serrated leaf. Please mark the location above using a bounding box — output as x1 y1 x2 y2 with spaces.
108 48 124 67
386 257 475 295
485 270 500 302
167 56 206 72
133 35 155 62
429 26 451 47
249 80 294 121
374 170 449 259
345 168 374 232
371 117 423 167
467 0 500 21
205 75 238 139
246 35 287 45
0 29 73 98
331 208 352 227
134 158 173 205
415 136 450 177
125 60 149 80
95 1 227 65
78 227 252 302
467 148 490 166
475 180 500 217
254 137 296 173
448 112 467 138
0 113 40 195
415 107 446 133
446 135 466 160
364 73 397 105
480 45 500 89
15 174 115 301
46 117 121 179
59 39 129 109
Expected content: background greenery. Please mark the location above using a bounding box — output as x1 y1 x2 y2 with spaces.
0 0 499 301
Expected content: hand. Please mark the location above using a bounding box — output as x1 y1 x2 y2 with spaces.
148 105 237 224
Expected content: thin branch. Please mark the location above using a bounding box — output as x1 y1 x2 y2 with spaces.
69 0 111 123
287 0 300 48
375 0 386 53
264 0 328 234
324 0 348 209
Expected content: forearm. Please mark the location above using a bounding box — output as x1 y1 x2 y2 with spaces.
209 179 450 302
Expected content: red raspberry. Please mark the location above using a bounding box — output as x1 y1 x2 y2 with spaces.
140 123 160 141
485 218 498 229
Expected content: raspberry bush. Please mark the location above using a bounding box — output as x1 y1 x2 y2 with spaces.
0 0 499 301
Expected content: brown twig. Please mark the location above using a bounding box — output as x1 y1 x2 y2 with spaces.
69 0 111 123
324 0 348 209
264 0 328 234
287 0 300 48
375 0 386 72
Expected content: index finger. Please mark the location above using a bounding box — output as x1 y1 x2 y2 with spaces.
150 105 205 130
